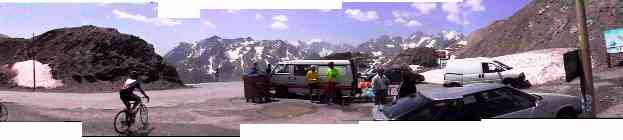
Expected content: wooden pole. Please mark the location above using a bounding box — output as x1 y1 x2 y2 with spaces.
607 53 612 68
32 33 35 92
575 0 596 118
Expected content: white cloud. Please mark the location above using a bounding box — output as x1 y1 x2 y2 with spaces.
392 10 422 27
394 18 407 24
411 2 437 15
441 3 465 25
270 15 288 30
441 0 485 25
203 21 216 29
465 0 485 12
307 38 323 44
112 9 181 26
270 22 288 30
272 15 288 22
255 13 264 20
344 9 378 22
405 20 422 27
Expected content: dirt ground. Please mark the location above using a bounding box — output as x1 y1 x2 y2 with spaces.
0 82 374 136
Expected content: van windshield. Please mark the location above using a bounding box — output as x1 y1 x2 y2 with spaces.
493 61 513 70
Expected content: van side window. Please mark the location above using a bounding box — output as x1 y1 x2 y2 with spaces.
275 64 290 74
294 65 309 76
482 63 501 73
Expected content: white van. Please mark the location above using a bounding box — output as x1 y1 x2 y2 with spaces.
443 57 527 88
269 60 357 97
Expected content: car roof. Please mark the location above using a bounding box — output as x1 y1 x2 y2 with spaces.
278 60 350 65
419 83 507 100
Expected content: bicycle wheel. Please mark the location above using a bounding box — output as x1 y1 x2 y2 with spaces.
138 104 148 125
113 111 130 133
0 103 7 122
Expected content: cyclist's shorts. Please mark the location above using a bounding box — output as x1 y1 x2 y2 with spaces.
119 89 140 102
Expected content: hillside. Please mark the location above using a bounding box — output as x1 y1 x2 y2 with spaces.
455 0 623 67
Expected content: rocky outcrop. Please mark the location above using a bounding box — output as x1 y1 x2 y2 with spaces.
384 47 439 68
0 25 184 91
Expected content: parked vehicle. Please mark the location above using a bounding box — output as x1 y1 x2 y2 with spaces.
268 60 357 97
361 67 425 84
443 57 530 88
372 83 582 121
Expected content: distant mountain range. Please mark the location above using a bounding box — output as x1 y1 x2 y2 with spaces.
0 34 8 38
165 31 464 83
164 36 307 83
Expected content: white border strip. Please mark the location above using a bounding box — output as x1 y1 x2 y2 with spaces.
0 0 463 18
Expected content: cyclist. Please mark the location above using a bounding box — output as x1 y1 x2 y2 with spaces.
119 71 150 124
325 62 340 104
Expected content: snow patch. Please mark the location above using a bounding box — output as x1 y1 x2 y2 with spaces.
416 37 431 47
372 51 383 57
11 60 63 88
226 47 243 62
318 47 334 57
425 39 437 48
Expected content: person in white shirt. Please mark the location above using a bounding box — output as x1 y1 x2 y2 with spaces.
371 68 390 111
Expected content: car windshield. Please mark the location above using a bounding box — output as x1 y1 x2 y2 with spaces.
493 61 513 70
383 93 433 119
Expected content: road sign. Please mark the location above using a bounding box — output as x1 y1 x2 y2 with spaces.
604 28 623 53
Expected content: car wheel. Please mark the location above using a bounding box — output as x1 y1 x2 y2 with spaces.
452 83 462 87
556 107 579 119
502 78 514 85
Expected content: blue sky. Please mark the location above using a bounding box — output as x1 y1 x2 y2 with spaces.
200 1 531 45
0 0 531 55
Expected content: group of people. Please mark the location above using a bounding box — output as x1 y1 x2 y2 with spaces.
360 67 419 111
304 62 341 104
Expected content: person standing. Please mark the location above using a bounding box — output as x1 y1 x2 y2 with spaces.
371 68 389 111
397 68 417 99
325 62 340 104
305 65 320 102
247 62 258 75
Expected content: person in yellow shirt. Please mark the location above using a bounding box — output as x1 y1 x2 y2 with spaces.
305 65 320 102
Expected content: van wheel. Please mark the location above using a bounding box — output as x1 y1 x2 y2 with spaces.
275 86 289 98
445 82 461 87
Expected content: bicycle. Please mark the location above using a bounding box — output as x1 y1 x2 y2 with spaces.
113 97 149 134
0 102 7 122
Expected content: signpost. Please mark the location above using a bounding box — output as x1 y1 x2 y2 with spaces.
575 0 596 118
603 28 623 67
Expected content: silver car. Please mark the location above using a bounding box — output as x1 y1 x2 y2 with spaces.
372 83 582 121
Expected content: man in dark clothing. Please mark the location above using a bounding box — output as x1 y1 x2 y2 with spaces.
397 68 418 99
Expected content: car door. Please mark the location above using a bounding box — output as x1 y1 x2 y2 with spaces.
481 87 537 118
271 64 291 86
481 62 504 83
395 100 462 121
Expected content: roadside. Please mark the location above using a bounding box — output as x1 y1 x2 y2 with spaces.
524 67 623 116
0 81 374 136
